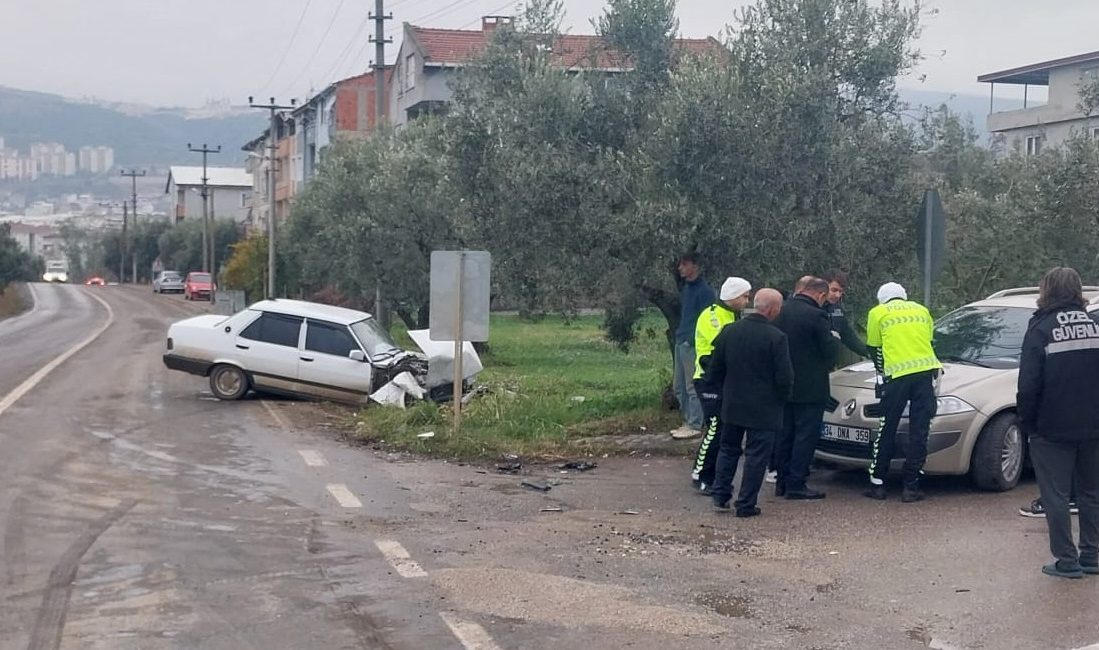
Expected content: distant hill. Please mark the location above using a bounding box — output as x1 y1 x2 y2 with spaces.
0 86 265 168
899 88 1026 139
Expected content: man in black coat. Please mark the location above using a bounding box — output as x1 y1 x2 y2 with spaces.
1017 267 1099 579
773 277 841 499
708 289 794 517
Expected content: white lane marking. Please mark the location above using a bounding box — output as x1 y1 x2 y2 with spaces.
0 287 114 419
261 400 292 431
439 612 502 650
1072 644 1099 650
326 484 363 508
298 449 328 467
374 540 428 578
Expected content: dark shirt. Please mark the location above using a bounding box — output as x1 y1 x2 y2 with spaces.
707 313 794 431
775 294 841 404
825 301 868 357
675 276 717 345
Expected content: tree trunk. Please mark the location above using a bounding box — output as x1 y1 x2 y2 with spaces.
639 283 680 362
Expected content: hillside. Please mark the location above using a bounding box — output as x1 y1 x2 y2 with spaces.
0 86 264 167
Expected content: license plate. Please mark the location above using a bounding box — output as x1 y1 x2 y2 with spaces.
822 423 871 445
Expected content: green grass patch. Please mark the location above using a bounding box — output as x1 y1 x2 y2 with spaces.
353 312 680 459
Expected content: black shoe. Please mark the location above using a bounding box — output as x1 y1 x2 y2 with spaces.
785 488 826 500
901 488 926 503
774 483 786 498
697 482 713 496
863 485 887 501
735 506 762 518
712 499 731 512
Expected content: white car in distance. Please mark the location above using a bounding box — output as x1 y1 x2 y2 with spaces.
163 299 481 403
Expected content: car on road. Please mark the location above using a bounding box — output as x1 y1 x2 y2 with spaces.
84 276 106 286
183 272 213 301
163 299 482 404
42 260 68 283
818 286 1099 492
153 271 185 294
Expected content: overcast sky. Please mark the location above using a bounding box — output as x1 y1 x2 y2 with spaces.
3 0 1097 107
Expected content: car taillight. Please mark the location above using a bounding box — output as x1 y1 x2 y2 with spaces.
167 337 174 350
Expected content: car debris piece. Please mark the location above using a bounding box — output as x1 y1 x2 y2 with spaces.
496 461 522 474
370 372 427 409
617 510 640 515
417 431 436 439
540 507 563 512
521 480 551 492
560 460 597 472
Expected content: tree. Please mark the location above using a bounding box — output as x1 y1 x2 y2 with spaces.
222 234 268 302
156 219 241 279
0 224 42 285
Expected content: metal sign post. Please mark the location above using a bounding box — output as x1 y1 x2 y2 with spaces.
452 253 465 432
916 189 947 307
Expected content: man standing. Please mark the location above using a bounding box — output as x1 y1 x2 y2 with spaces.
708 289 793 517
691 277 752 492
671 252 716 440
1017 267 1099 579
822 269 868 358
863 282 941 503
774 277 839 500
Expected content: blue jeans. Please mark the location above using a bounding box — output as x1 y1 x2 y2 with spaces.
673 342 702 429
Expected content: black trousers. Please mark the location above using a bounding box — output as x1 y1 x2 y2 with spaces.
711 423 776 511
870 371 937 488
1031 436 1099 566
692 380 722 484
775 402 825 492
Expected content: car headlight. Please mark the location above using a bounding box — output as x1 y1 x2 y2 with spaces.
901 396 975 418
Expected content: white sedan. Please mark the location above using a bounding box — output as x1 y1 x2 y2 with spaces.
163 299 481 404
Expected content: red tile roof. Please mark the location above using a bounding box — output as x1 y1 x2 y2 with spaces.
408 24 722 70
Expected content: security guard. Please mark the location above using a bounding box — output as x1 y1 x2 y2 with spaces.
863 282 942 503
691 277 752 492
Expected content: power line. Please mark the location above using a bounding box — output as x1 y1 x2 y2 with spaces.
279 0 350 96
409 0 484 25
320 14 373 83
259 0 317 92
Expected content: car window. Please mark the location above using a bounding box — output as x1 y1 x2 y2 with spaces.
933 306 1033 369
189 273 211 282
349 318 402 358
305 320 360 357
240 312 303 348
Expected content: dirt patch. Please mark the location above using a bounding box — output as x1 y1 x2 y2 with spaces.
693 591 754 619
0 283 27 318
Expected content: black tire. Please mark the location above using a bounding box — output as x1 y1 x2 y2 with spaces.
970 412 1025 491
209 365 249 401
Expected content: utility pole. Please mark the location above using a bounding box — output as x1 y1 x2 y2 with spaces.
248 97 296 299
187 144 220 275
120 202 128 284
120 169 145 281
371 0 393 327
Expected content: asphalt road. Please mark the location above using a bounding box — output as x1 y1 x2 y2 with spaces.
2 283 1098 649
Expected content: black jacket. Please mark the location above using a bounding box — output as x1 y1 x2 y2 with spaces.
775 294 841 404
825 301 868 357
707 314 794 431
1017 303 1099 441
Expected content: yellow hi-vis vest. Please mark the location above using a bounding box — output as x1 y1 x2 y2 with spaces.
693 303 736 379
866 299 942 379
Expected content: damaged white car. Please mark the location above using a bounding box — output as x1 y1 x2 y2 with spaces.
163 299 481 406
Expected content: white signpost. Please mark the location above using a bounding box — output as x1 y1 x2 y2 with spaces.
430 251 491 433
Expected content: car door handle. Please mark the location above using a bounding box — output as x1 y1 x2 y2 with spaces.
236 344 250 350
300 357 314 362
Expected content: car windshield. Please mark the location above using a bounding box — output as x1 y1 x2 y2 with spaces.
933 306 1034 369
162 272 181 280
190 273 211 282
350 318 402 358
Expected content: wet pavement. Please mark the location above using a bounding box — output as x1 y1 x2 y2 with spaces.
1 283 1098 649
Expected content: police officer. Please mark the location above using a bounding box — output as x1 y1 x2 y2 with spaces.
691 277 752 492
863 282 942 503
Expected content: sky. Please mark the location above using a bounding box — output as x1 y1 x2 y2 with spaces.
3 0 1098 107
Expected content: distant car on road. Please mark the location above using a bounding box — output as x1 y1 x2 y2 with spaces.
84 276 106 286
163 299 481 403
818 286 1099 492
153 271 185 294
183 272 213 301
42 260 68 283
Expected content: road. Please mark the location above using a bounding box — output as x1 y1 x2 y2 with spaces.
1 283 1098 649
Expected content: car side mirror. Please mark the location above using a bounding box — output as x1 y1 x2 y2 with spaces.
349 350 366 362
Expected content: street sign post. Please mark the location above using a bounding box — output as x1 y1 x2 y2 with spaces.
917 189 947 306
430 251 491 434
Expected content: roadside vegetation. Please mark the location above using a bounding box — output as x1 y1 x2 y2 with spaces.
353 313 680 459
0 223 41 317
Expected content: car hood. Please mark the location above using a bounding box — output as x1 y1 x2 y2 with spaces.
830 361 1012 394
169 314 229 331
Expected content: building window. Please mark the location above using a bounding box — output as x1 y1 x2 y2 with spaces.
1091 127 1099 140
1026 135 1043 156
405 53 416 91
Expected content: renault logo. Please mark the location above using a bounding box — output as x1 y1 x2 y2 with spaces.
844 399 857 417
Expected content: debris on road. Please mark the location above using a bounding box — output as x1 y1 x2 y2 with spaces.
617 510 640 516
521 480 552 492
369 371 426 409
496 453 522 474
540 507 563 512
559 460 597 472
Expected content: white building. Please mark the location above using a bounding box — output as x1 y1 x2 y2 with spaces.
79 145 115 174
980 50 1099 154
165 166 253 224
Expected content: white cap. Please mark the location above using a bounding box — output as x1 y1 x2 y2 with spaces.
720 277 752 301
877 282 908 304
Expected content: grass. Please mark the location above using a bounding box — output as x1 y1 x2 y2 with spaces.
0 284 25 318
352 312 681 460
